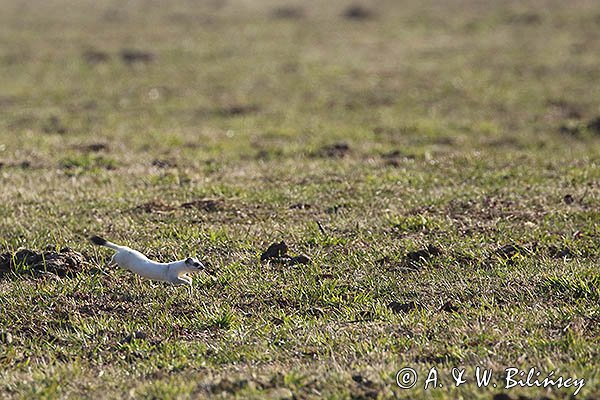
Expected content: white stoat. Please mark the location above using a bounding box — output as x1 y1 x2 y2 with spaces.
90 235 204 286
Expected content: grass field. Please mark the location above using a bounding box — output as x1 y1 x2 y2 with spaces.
0 0 599 398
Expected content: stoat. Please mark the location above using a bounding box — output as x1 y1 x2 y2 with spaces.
90 235 204 286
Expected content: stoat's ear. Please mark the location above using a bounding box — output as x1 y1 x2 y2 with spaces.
185 257 193 265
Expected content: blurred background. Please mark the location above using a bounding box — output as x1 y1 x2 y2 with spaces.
1 0 599 164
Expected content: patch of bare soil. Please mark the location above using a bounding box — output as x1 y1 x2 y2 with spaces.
439 300 460 313
380 149 412 167
313 142 351 158
151 159 177 168
217 104 260 117
42 116 67 134
387 300 417 314
544 99 582 122
587 116 600 134
76 143 109 153
0 247 88 278
342 5 373 20
560 115 600 136
505 12 542 25
180 198 224 212
82 50 110 64
120 49 155 64
403 245 442 270
134 200 177 214
260 241 311 266
133 198 230 215
547 245 573 259
271 6 305 19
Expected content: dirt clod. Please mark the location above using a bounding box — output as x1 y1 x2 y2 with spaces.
0 247 88 278
563 194 574 204
260 241 311 266
387 301 417 314
260 242 288 261
403 244 442 269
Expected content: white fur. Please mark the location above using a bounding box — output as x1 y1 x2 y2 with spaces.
93 238 203 286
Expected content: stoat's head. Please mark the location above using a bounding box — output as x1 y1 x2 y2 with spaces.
184 257 205 273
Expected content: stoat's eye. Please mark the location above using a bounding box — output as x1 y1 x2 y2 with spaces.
193 262 200 267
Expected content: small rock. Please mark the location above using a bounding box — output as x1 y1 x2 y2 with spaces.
260 242 288 261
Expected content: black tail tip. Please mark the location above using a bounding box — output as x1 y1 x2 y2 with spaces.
90 235 107 246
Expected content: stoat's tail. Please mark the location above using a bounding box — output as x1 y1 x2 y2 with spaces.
89 235 121 251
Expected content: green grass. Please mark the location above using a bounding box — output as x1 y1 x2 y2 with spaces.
0 0 599 398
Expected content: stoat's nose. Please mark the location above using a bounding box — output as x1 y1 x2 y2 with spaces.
194 261 204 270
